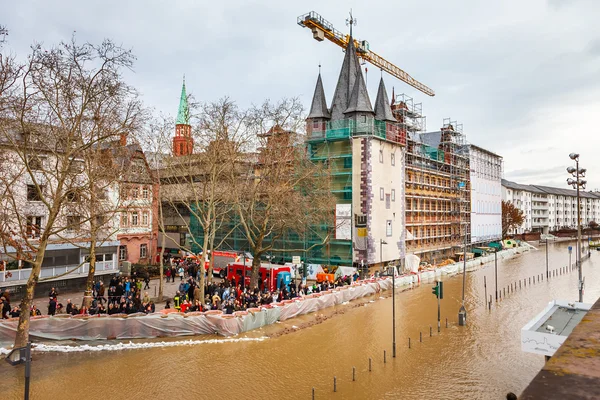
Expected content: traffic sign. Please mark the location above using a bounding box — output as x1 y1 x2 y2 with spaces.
292 256 301 265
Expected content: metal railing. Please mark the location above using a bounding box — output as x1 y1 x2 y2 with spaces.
1 260 118 283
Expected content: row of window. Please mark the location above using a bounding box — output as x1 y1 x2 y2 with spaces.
475 201 500 214
379 150 397 166
119 244 148 260
121 185 151 200
121 211 150 227
25 215 108 238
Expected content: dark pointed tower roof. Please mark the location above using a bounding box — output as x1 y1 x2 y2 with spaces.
307 73 331 119
345 68 373 114
374 78 394 121
329 38 363 120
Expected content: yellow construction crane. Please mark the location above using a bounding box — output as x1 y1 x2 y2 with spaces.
297 11 435 97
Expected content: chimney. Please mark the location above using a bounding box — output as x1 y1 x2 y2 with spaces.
120 132 128 146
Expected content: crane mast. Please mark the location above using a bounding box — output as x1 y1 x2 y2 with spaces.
297 11 435 97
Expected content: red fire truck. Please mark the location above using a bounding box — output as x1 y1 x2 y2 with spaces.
226 261 291 291
187 251 242 278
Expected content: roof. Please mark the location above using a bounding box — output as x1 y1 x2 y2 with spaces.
467 144 503 159
344 68 373 114
307 73 331 119
176 77 190 126
329 38 363 121
520 297 600 399
502 179 600 199
373 78 395 122
501 179 547 194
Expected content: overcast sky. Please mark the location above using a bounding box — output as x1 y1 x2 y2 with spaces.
3 0 600 190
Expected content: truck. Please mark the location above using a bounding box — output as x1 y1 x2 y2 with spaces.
186 251 243 279
226 261 291 292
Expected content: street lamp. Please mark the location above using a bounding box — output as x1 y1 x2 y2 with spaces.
380 239 395 358
567 153 586 303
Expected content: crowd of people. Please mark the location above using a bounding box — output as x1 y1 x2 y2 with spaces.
1 261 361 319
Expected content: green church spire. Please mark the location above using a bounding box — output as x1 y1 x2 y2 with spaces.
176 76 190 125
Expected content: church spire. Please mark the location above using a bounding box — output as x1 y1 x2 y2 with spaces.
307 73 331 119
176 76 190 126
374 77 394 122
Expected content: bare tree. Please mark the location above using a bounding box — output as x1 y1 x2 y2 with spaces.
0 36 141 347
234 98 335 288
156 98 249 302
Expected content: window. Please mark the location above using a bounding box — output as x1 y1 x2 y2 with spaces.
69 160 84 174
343 157 352 169
131 211 139 226
120 212 128 227
142 187 149 199
95 215 105 227
27 185 43 201
386 220 392 236
119 245 127 261
66 215 81 231
180 233 187 246
391 189 396 202
362 115 367 123
28 156 43 170
391 153 395 166
140 244 148 258
66 190 80 202
380 187 384 200
26 216 42 238
379 149 384 163
132 187 139 199
142 211 149 225
386 194 391 209
105 253 113 261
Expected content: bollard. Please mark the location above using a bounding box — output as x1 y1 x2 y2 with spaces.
430 326 432 337
353 366 356 381
446 318 448 328
384 350 386 364
420 332 422 342
409 337 411 348
503 287 505 297
312 388 315 400
369 358 372 372
334 376 337 392
489 295 492 310
519 280 521 289
529 277 531 285
154 287 157 297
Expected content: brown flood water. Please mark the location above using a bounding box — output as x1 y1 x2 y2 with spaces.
0 241 598 400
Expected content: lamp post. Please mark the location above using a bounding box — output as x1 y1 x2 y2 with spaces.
458 181 467 326
567 153 586 303
494 248 498 301
545 237 549 279
380 239 395 357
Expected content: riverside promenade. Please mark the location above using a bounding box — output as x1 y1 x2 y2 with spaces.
521 296 600 399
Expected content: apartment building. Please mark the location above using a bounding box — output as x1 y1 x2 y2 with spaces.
502 179 600 234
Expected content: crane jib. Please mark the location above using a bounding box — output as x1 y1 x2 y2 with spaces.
298 11 435 97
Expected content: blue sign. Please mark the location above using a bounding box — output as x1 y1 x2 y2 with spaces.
568 246 573 254
458 182 466 188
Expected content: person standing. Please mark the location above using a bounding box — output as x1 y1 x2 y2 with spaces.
48 297 57 316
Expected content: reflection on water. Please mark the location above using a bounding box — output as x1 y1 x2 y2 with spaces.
0 241 597 400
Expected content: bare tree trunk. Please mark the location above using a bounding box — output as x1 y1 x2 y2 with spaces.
82 242 96 309
14 246 47 348
250 252 262 290
207 219 216 284
158 229 166 302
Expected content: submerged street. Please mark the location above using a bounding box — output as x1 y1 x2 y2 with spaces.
1 241 598 399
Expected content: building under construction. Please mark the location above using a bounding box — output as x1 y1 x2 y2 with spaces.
395 95 471 263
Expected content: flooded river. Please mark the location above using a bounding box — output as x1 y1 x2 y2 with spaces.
1 241 598 399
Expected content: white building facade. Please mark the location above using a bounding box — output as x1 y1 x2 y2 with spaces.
468 145 503 243
502 179 600 234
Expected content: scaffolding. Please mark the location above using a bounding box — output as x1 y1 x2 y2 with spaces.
398 104 470 263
